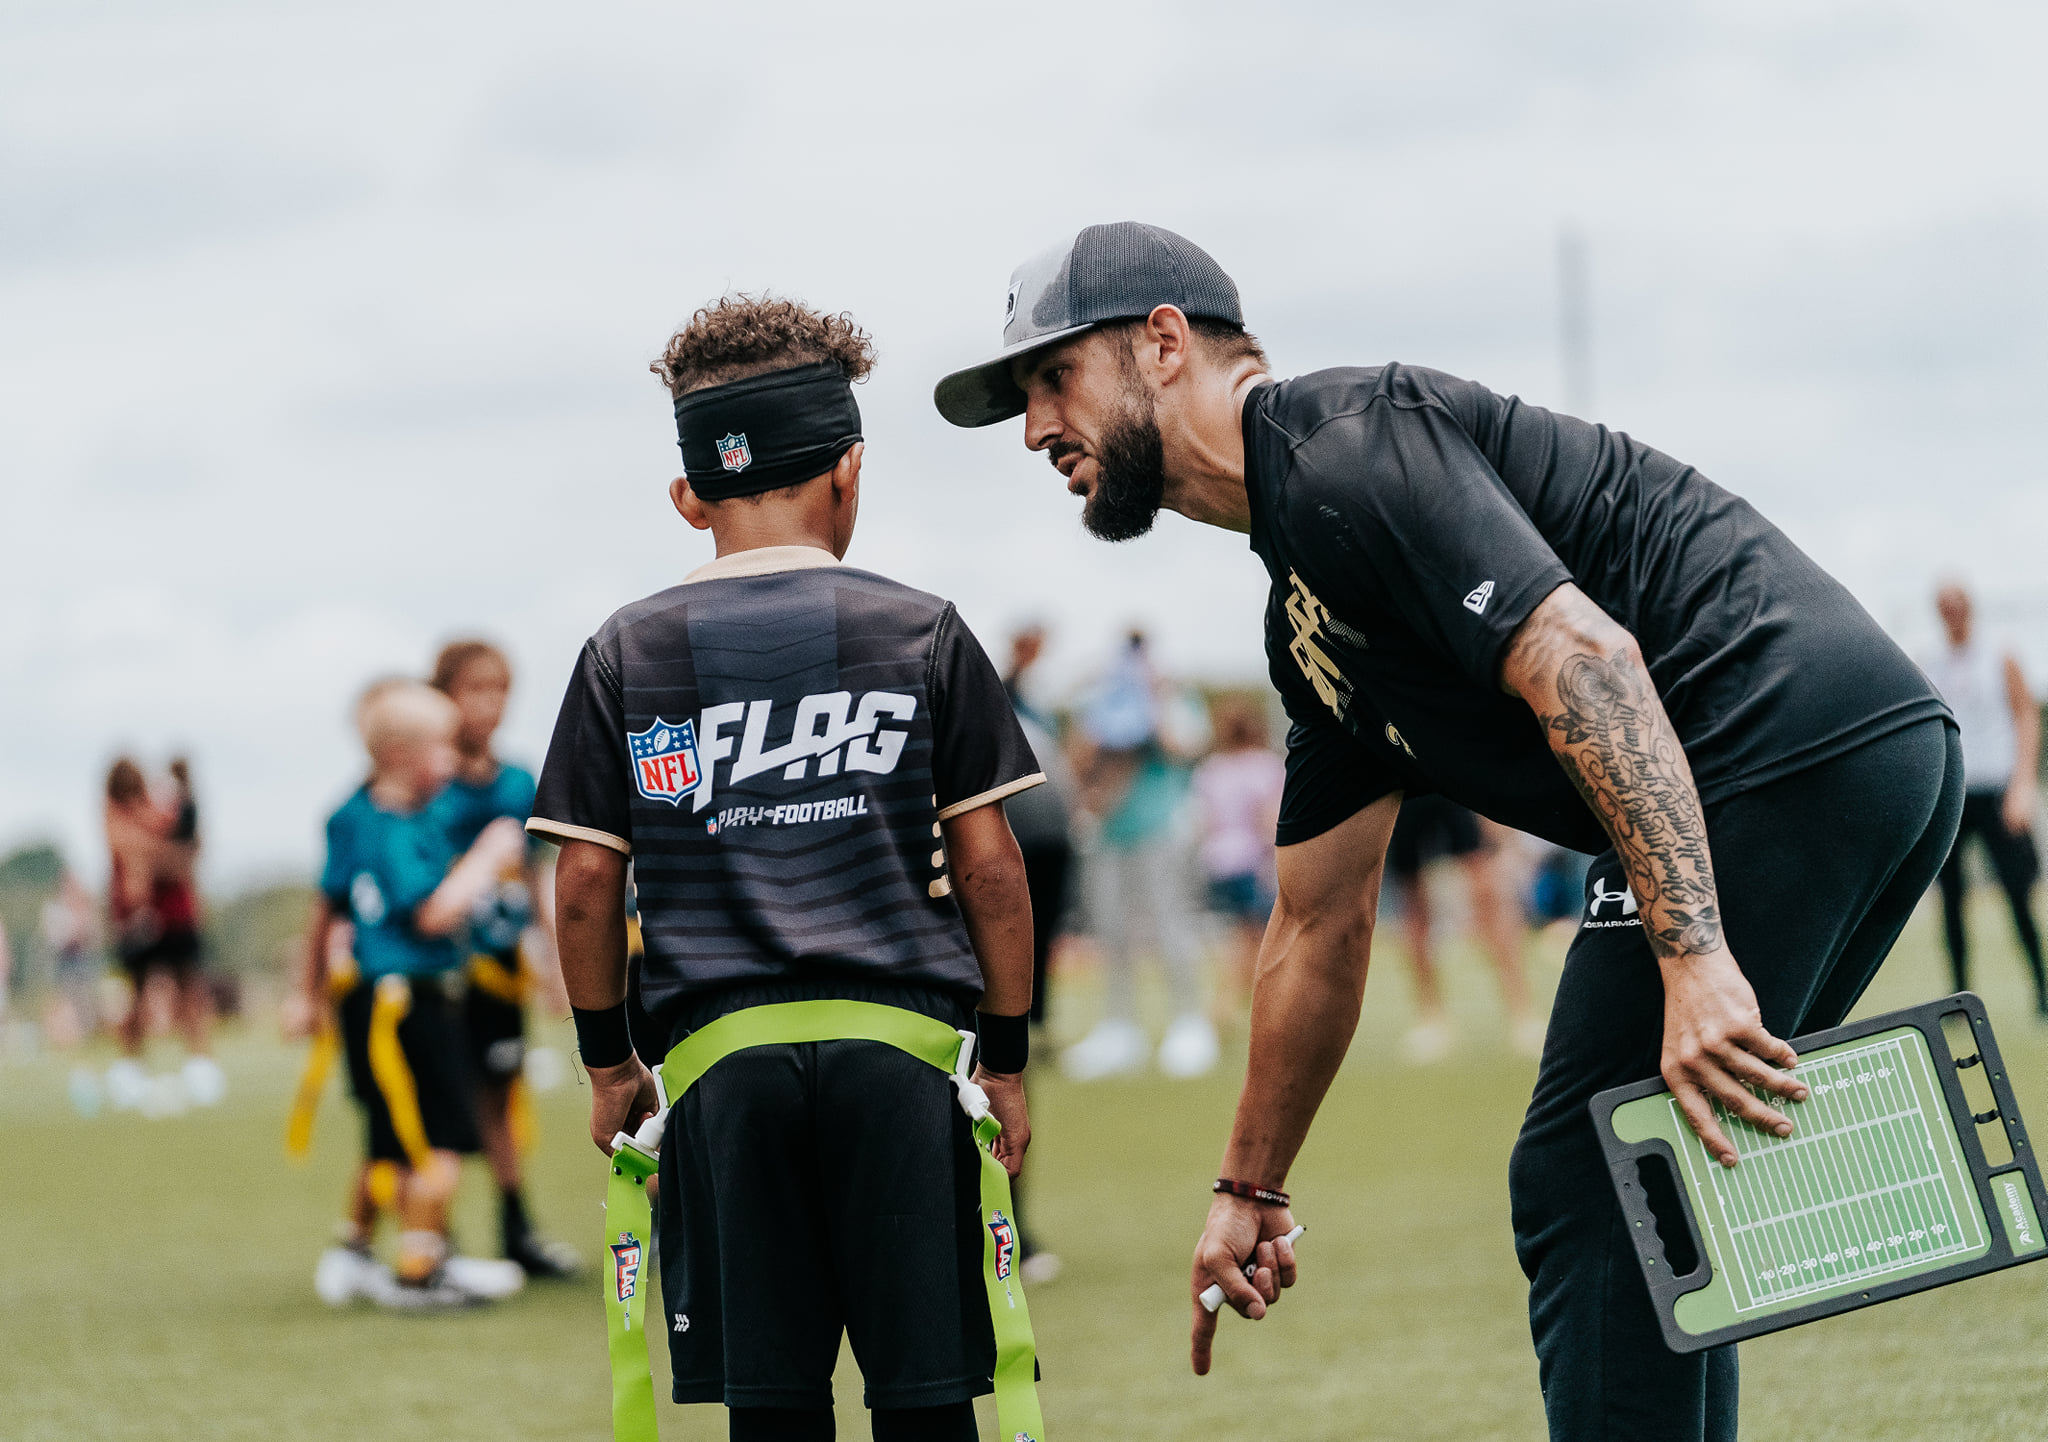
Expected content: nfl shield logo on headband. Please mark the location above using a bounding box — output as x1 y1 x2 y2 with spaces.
716 432 751 473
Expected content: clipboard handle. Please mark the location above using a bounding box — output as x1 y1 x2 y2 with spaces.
1602 1127 1713 1317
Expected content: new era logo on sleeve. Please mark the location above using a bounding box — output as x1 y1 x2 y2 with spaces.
1463 579 1495 615
629 718 702 806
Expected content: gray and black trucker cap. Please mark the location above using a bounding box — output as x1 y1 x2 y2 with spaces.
933 221 1242 428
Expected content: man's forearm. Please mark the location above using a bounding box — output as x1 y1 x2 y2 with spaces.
1506 589 1722 962
1220 903 1373 1185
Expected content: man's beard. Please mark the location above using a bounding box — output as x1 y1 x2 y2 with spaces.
1079 400 1166 543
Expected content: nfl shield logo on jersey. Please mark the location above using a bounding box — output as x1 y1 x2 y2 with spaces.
629 717 702 806
716 432 751 472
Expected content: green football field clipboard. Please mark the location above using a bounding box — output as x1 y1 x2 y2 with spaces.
1591 993 2048 1353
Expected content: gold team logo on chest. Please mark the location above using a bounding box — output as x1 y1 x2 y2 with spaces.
1285 570 1353 721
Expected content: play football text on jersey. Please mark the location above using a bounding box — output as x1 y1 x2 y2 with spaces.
629 691 918 814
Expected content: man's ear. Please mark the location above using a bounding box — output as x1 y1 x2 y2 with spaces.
670 476 714 531
1142 304 1194 382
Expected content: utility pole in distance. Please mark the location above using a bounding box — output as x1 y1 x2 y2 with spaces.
1558 227 1592 416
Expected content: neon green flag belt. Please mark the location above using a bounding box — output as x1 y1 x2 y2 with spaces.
602 999 1048 1442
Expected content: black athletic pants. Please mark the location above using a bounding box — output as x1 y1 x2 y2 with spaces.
1935 788 2046 1010
1509 718 1963 1442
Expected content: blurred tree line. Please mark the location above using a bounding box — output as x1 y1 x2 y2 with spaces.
0 841 311 1000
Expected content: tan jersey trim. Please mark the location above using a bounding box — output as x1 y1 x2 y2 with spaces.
935 772 1047 822
525 817 632 856
684 545 842 585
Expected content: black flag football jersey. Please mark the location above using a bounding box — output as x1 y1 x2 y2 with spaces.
529 547 1043 1024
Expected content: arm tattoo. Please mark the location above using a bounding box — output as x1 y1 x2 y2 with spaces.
1541 650 1722 960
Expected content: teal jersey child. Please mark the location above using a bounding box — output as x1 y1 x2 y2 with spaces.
444 763 537 848
443 763 537 963
320 785 466 980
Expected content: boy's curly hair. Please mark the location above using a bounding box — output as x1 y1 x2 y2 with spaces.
652 294 876 397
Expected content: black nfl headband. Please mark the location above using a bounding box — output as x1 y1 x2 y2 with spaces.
673 361 863 500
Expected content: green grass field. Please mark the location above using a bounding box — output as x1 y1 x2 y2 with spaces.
5 893 2047 1441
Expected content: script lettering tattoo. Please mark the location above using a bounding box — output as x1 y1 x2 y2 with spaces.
1541 650 1722 960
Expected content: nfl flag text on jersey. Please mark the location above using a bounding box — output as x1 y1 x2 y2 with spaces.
659 690 918 813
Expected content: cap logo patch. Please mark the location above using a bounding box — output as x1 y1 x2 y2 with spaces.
1004 280 1022 330
716 432 751 473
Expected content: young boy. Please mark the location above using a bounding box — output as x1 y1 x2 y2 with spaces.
430 638 581 1278
301 679 531 1309
531 296 1045 1442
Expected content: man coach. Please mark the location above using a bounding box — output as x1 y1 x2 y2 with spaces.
934 223 1964 1440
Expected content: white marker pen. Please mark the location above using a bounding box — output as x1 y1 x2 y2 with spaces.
1199 1225 1307 1313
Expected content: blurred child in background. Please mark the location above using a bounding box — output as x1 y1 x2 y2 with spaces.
1385 799 1542 1063
103 756 221 1107
430 639 579 1279
298 680 528 1310
1065 631 1214 1080
1193 697 1284 1020
40 869 100 1047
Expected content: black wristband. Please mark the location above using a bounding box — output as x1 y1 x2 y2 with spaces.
1214 1178 1291 1207
573 1004 634 1069
976 1010 1029 1074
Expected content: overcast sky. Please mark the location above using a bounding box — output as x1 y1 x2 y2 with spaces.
4 0 2044 887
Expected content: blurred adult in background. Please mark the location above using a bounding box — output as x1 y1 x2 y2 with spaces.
1001 626 1077 1280
1385 799 1542 1062
1002 629 1077 1036
1065 630 1215 1079
103 756 221 1107
1922 583 2045 1013
1193 696 1284 1019
431 639 579 1278
1004 621 1054 727
40 869 100 1047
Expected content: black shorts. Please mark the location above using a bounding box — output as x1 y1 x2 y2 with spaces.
1386 793 1484 879
463 966 527 1084
338 974 481 1163
119 927 200 984
656 981 996 1410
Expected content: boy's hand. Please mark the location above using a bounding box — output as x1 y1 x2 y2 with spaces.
586 1053 661 1157
972 1065 1030 1177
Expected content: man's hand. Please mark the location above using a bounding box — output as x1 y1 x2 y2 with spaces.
1190 1195 1299 1376
2004 776 2037 837
971 1065 1030 1177
586 1053 660 1157
1660 949 1806 1166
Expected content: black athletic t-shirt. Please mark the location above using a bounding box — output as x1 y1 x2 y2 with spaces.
1248 365 1948 851
528 548 1044 1024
